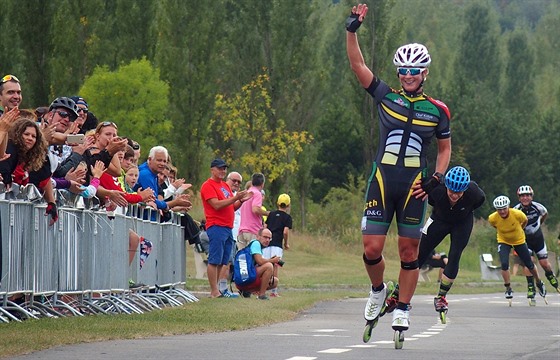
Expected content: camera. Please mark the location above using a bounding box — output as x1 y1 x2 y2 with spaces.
277 259 285 267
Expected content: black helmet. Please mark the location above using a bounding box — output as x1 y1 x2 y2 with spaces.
49 97 79 120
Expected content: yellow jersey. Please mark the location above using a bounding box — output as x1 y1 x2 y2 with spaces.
488 208 527 246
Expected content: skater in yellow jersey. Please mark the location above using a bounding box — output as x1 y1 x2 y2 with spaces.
488 195 546 306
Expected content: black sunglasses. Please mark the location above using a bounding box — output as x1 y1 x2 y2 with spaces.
56 110 77 122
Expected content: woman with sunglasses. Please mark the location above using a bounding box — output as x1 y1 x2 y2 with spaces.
346 3 451 346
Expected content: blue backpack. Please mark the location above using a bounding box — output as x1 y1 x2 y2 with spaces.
233 240 258 287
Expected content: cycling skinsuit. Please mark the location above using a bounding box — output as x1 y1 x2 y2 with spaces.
361 78 451 238
513 201 549 259
418 182 485 279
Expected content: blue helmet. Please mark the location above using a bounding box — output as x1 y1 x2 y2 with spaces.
444 166 470 192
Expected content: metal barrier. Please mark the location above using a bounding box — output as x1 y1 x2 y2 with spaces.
0 194 197 323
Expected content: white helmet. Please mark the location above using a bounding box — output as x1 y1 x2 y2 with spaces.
493 195 510 209
517 185 533 196
393 43 431 68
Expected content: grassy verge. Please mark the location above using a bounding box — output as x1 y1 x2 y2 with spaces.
1 231 514 358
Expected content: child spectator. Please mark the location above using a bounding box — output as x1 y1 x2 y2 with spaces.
263 193 293 297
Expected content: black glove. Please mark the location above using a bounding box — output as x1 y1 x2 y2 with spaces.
420 175 441 194
345 13 362 33
45 202 58 223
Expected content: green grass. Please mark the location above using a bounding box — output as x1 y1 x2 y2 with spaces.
0 230 527 358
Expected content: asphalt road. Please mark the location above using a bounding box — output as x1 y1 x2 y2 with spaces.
14 292 560 360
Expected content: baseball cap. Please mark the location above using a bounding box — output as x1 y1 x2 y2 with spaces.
277 193 291 206
70 96 88 108
210 158 228 168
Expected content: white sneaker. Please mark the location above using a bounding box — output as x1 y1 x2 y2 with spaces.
392 308 410 331
364 284 386 321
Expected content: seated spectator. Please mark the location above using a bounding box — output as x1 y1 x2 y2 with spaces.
235 228 281 300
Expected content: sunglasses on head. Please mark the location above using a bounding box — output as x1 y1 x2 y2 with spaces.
1 74 20 84
100 121 118 129
397 67 425 76
56 110 77 122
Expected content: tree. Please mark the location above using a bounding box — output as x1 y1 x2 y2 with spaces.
211 73 312 183
79 58 171 152
152 0 221 184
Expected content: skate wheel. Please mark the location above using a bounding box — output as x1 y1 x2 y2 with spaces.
362 319 377 343
543 297 549 305
528 298 536 306
508 299 512 307
439 311 447 324
394 330 404 349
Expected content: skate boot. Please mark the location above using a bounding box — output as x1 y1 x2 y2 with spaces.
546 273 559 293
392 307 409 349
383 283 399 316
364 284 387 321
527 283 536 306
536 280 548 304
392 308 410 331
434 296 448 323
505 288 513 307
434 296 448 312
362 283 388 343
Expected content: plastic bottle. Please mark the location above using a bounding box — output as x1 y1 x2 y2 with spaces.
105 196 116 220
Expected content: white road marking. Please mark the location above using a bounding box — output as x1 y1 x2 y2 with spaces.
317 348 352 354
286 357 317 360
347 344 377 348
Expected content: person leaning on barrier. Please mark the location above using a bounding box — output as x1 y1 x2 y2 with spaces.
134 146 192 220
0 116 58 224
84 121 129 207
235 228 281 300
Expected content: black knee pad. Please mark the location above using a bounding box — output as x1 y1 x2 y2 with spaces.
363 253 382 266
401 260 419 270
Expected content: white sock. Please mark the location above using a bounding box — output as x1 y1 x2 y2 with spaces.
218 279 227 292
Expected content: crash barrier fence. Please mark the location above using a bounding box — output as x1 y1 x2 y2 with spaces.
0 185 198 323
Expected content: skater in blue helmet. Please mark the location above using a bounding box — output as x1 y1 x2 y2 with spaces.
384 167 485 323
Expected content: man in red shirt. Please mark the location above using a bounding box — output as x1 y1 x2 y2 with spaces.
200 158 250 298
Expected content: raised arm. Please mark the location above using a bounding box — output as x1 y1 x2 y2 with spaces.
346 4 374 88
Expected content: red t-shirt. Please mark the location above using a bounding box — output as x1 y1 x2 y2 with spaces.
99 173 143 204
200 178 234 229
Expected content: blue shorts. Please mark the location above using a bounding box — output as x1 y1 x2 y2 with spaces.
207 225 234 266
